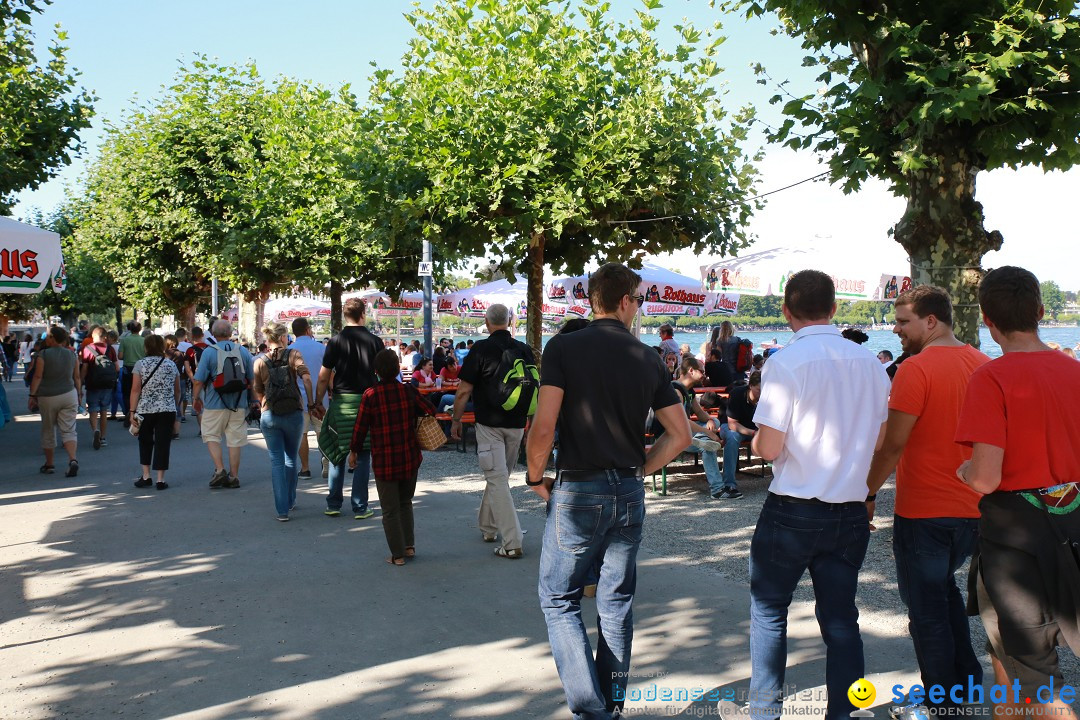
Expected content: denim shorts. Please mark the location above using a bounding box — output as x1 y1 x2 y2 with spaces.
85 387 112 413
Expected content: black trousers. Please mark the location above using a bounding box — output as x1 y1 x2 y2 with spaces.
121 369 134 417
138 412 176 471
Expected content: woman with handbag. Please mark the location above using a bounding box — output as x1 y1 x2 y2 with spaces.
251 322 316 522
130 334 180 490
349 349 437 566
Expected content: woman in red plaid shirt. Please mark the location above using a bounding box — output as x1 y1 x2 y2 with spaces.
350 349 436 566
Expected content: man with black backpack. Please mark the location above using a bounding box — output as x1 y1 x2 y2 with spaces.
79 326 119 450
192 320 256 489
451 303 538 559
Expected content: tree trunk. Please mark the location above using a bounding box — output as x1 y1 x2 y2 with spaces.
893 147 1002 347
114 305 123 333
176 303 197 332
330 280 343 335
526 235 545 367
0 314 8 339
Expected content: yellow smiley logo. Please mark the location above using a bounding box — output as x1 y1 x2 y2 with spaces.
848 678 876 709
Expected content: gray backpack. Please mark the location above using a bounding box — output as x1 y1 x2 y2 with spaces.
264 349 303 415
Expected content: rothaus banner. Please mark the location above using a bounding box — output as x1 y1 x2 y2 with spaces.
548 263 712 317
0 216 65 294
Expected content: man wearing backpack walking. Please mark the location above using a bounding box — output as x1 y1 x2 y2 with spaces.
192 320 256 489
451 303 537 559
79 326 119 450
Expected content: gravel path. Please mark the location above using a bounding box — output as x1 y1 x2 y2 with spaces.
425 443 1078 686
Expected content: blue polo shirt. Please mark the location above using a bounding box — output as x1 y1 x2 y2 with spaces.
193 341 255 410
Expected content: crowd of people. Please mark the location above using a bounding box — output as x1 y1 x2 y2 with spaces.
3 262 1079 720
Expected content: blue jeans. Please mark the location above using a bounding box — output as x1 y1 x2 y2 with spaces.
893 515 982 703
749 494 870 720
261 410 304 516
111 366 124 415
684 434 723 494
721 426 751 489
539 470 646 720
327 451 371 512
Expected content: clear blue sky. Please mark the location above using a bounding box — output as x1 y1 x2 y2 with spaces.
12 0 1079 289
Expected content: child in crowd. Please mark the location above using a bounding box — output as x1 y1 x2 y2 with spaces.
350 349 436 566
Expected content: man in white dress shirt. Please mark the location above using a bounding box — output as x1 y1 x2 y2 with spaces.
748 269 890 720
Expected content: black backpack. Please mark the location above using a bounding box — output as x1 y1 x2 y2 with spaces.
86 345 118 390
488 341 539 417
211 343 249 410
263 349 303 415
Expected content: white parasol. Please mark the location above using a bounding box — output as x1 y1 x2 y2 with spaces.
0 216 66 294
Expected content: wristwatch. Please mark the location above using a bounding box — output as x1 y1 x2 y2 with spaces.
866 494 877 502
525 471 544 487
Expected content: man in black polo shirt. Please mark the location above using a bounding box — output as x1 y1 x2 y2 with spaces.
526 262 691 720
451 303 535 558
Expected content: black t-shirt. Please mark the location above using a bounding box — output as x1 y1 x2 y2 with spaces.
704 360 733 388
725 384 758 431
458 329 535 429
542 318 680 471
321 325 383 395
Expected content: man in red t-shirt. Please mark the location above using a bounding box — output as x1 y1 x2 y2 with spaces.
79 326 119 450
867 286 989 712
956 266 1080 718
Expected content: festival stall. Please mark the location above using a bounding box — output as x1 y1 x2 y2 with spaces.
356 289 426 316
547 262 737 318
263 296 332 324
438 278 567 324
699 245 910 302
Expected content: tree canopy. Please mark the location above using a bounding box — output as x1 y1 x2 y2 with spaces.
0 0 94 213
368 0 761 354
737 0 1080 344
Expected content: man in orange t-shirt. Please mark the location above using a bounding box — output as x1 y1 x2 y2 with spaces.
867 285 988 711
955 267 1080 718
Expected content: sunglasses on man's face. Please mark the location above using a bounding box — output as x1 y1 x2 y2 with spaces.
630 293 644 306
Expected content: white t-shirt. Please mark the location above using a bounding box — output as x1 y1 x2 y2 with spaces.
177 341 192 354
754 324 890 503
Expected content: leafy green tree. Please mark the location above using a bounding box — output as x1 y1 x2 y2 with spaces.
0 0 94 213
25 204 120 326
1040 280 1065 320
369 0 760 356
738 0 1080 345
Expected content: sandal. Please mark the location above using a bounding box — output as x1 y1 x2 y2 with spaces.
404 547 416 558
494 547 524 560
39 464 55 474
156 481 168 491
64 460 79 477
134 477 153 488
386 556 406 566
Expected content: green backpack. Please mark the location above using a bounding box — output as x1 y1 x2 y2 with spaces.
489 344 540 417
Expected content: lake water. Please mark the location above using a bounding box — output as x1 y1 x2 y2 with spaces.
434 326 1080 359
663 327 1080 359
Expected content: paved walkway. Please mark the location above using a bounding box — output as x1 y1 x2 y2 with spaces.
0 378 928 720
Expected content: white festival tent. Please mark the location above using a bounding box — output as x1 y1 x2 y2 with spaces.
0 216 66 294
699 245 911 303
547 262 739 318
263 296 332 323
438 278 569 323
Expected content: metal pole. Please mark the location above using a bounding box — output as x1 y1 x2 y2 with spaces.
211 277 219 317
423 241 433 359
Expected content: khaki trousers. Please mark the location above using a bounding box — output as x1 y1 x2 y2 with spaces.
475 423 524 552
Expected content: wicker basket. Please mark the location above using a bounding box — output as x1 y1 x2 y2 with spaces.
416 415 447 451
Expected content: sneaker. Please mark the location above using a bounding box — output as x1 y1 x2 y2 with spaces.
209 468 229 488
93 430 101 450
134 477 153 488
354 509 374 520
321 457 329 479
711 487 744 500
691 435 722 452
180 416 187 423
276 515 290 522
99 438 108 447
227 476 240 489
324 509 341 517
298 469 312 479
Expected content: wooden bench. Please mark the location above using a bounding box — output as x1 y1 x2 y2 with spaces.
646 435 767 496
434 411 476 453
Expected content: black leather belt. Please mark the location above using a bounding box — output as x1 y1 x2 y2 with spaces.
768 492 862 508
558 467 644 482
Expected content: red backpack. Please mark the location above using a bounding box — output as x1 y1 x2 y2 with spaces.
734 338 754 373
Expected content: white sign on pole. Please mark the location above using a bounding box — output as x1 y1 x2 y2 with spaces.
417 262 433 277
